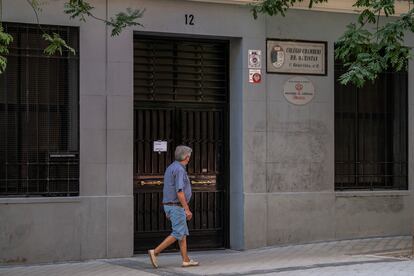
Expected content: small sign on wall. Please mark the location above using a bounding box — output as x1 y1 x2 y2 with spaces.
249 69 262 83
267 39 327 75
283 77 315 105
248 50 262 69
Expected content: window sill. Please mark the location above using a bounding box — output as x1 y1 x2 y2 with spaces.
335 190 411 197
0 197 81 204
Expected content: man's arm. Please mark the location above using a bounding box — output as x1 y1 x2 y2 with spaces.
177 191 192 221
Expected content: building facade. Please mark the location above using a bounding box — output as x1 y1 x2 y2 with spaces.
1 0 413 264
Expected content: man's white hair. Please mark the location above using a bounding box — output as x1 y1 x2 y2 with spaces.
175 145 192 161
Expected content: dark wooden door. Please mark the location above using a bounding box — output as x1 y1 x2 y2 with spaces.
133 36 229 253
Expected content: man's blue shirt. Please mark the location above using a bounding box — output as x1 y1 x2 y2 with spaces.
162 161 192 203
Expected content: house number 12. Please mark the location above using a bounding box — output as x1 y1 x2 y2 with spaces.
185 14 195 25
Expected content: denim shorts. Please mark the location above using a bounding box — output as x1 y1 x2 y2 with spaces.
164 205 189 240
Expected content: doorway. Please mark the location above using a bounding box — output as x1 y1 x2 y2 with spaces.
133 35 229 252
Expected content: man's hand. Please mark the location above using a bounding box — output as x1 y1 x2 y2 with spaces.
177 191 192 220
185 208 193 221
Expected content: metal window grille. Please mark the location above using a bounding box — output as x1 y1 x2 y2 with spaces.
334 63 408 190
0 22 79 197
134 36 229 104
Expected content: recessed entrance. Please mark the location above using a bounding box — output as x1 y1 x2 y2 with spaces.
133 35 229 252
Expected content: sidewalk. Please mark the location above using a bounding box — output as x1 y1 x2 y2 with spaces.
0 236 412 276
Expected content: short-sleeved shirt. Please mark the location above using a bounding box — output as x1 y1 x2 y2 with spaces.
162 161 192 203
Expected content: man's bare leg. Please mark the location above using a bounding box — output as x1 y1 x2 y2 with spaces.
178 236 190 262
154 235 177 255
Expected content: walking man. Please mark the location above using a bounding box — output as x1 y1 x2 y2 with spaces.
148 145 199 268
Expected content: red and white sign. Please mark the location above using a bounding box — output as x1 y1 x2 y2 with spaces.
249 69 262 83
283 77 314 105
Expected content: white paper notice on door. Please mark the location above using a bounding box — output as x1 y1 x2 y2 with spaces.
153 141 168 152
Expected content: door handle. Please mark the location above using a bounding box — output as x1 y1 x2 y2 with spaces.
191 180 214 185
140 180 163 186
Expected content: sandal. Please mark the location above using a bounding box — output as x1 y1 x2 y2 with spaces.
182 259 199 267
148 249 158 268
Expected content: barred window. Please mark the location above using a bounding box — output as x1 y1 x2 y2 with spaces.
0 23 79 197
335 63 408 190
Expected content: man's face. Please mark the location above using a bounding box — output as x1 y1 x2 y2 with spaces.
183 154 191 165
